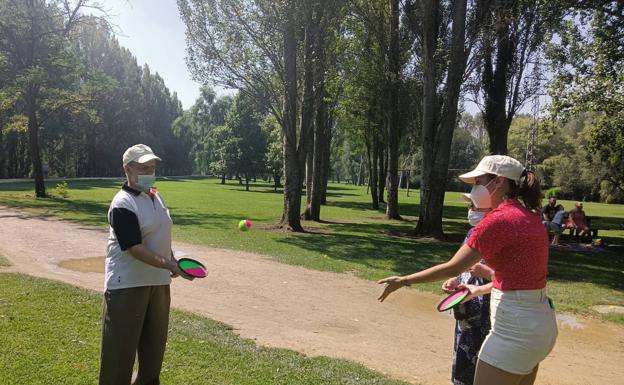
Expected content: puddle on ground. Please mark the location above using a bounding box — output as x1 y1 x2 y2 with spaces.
592 305 624 314
556 313 585 330
58 256 105 273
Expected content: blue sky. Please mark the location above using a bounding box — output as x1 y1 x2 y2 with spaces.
101 0 204 109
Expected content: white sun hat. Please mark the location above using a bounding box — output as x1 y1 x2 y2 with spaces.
459 155 524 184
122 144 162 166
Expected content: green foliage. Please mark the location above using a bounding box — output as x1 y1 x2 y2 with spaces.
54 181 70 199
546 2 624 202
173 87 234 175
261 114 283 186
0 6 190 179
544 187 562 199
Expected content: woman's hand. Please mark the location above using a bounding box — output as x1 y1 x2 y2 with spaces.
377 276 408 302
442 277 460 293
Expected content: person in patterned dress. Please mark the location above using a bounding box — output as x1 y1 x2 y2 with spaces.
441 195 493 385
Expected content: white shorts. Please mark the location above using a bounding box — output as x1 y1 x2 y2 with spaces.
478 288 558 375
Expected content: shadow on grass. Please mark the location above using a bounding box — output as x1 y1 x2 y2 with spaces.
171 211 248 229
276 223 461 278
223 186 360 198
0 179 122 192
0 196 110 226
285 214 624 292
590 216 624 231
549 249 624 291
327 200 470 221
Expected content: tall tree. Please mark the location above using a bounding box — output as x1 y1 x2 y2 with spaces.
409 0 472 238
0 0 105 196
179 0 313 231
470 0 544 155
385 0 401 219
547 1 624 200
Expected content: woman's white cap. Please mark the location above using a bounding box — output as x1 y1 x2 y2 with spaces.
122 144 162 166
459 155 524 184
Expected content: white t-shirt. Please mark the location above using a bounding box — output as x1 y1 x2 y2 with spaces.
105 187 173 290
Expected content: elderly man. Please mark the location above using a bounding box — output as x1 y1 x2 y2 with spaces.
99 144 192 385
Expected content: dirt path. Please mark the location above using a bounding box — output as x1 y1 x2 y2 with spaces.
0 206 622 385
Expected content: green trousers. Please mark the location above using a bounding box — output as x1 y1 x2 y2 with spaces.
99 285 170 385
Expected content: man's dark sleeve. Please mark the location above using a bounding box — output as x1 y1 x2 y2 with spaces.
110 208 142 251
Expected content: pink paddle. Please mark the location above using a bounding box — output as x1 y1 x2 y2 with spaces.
437 287 471 312
177 258 208 278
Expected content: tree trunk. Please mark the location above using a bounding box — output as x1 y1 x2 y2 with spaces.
301 4 317 220
482 3 514 155
377 142 386 204
280 0 306 232
245 173 250 191
273 171 281 191
369 135 380 210
385 0 401 220
221 173 226 184
310 108 326 221
357 155 364 185
406 170 411 197
310 29 328 221
320 122 330 205
304 148 314 219
26 87 46 198
415 0 467 238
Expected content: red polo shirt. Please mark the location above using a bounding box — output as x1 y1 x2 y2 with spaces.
467 199 549 290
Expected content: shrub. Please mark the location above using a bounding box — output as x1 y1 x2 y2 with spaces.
54 181 70 198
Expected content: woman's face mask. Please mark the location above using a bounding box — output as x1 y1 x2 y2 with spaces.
467 209 486 227
469 178 496 209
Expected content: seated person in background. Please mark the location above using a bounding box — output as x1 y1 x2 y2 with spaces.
542 196 558 222
545 204 566 246
567 202 590 237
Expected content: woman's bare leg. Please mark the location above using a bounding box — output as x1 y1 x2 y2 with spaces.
474 360 537 385
519 365 539 385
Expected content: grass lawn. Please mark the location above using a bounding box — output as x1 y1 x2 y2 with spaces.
0 273 411 385
0 178 623 323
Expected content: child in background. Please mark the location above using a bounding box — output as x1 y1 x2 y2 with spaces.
441 194 494 385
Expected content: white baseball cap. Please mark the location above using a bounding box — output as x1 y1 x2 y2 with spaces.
459 155 524 184
122 144 162 166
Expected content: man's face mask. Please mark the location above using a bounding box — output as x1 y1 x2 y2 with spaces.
136 174 156 190
129 165 156 190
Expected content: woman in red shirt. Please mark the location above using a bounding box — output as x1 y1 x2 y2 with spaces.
378 155 557 385
566 202 590 237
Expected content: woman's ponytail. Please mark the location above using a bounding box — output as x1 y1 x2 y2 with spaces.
509 170 542 211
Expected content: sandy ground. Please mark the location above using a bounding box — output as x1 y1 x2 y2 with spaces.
0 206 622 385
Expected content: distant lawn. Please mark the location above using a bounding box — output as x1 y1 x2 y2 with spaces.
1 178 623 323
0 273 410 384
